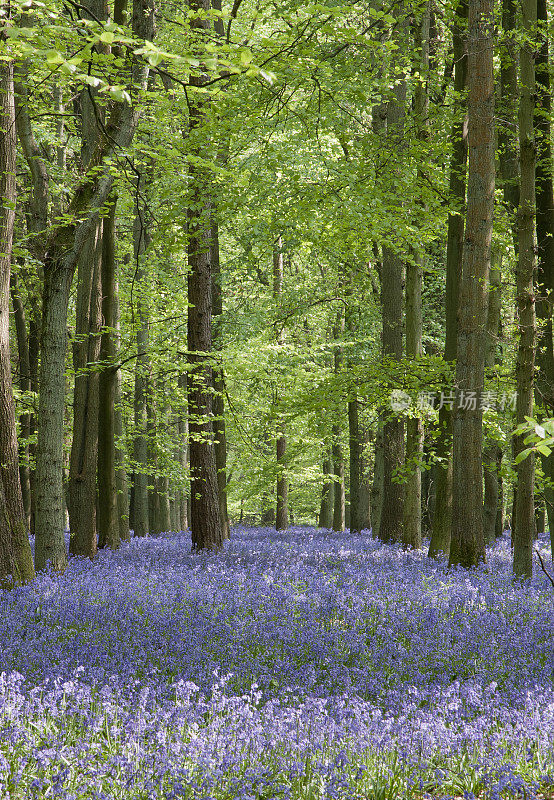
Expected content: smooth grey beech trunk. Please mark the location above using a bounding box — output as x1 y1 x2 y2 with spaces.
33 0 154 570
133 189 151 538
483 258 502 545
332 310 345 532
67 0 107 560
534 0 554 556
97 198 120 549
429 0 468 559
273 237 288 532
403 2 429 551
186 0 223 550
319 453 334 528
67 221 103 558
0 57 35 585
211 222 230 538
450 0 494 568
378 42 406 545
10 270 32 531
14 65 49 541
513 0 537 580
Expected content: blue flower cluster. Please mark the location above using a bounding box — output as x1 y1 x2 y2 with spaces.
0 527 553 799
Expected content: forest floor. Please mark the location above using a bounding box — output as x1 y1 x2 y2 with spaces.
0 527 553 799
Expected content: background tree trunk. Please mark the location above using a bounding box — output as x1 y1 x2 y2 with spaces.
513 0 536 580
319 451 333 528
273 237 288 531
379 64 406 545
429 0 468 558
450 0 494 568
0 56 35 584
211 222 230 538
483 255 502 545
534 0 554 553
97 198 120 549
332 310 345 532
187 0 223 549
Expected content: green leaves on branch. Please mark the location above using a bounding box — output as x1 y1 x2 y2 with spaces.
513 417 554 463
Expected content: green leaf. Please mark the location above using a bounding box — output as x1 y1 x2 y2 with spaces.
515 448 533 465
46 49 63 64
240 48 253 66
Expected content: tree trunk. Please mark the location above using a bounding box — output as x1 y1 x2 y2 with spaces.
534 0 554 552
429 0 468 558
10 270 32 532
0 56 35 585
186 0 223 550
273 237 288 531
178 374 189 531
67 224 102 558
319 453 333 528
379 70 406 545
450 0 494 568
33 0 154 569
113 290 130 543
133 174 151 538
483 256 502 545
403 3 429 550
513 0 536 580
97 198 120 549
499 0 521 547
332 309 345 532
211 222 230 538
348 396 364 534
371 424 384 537
332 428 345 532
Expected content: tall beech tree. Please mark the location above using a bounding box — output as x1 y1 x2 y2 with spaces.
513 0 537 580
428 0 468 559
534 0 554 554
273 237 288 531
378 83 406 546
0 54 35 585
68 47 105 557
33 0 155 570
186 0 224 550
450 0 494 568
403 1 430 551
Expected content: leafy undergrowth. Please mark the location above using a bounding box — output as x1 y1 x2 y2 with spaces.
0 527 553 799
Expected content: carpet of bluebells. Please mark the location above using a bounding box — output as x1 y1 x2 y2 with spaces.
1 527 554 800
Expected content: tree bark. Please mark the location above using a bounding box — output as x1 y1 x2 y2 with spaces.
371 424 384 537
211 222 230 538
429 0 468 558
379 67 406 545
348 396 365 534
10 270 32 532
450 0 494 568
186 0 223 550
332 310 345 532
132 169 152 538
319 452 333 528
97 198 120 549
0 55 35 585
273 237 288 531
403 3 429 550
34 0 154 569
178 373 189 531
483 255 502 545
67 221 102 558
513 0 536 580
534 0 554 552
